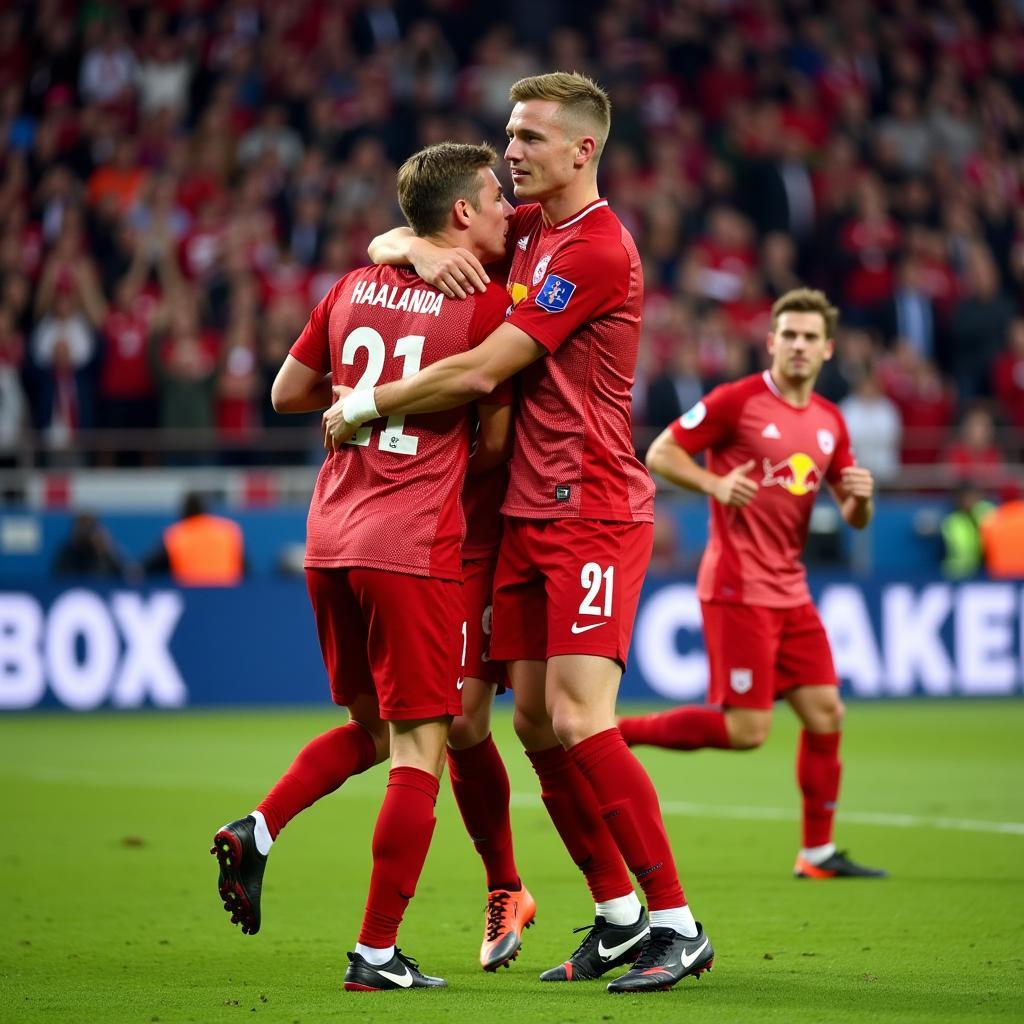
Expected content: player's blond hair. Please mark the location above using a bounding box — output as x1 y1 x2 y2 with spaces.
771 288 839 339
396 141 498 237
509 71 611 159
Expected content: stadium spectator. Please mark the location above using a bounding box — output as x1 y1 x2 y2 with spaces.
874 88 933 175
29 286 98 453
875 258 939 362
620 288 887 880
137 35 192 120
0 306 27 462
237 103 303 170
944 405 1007 489
215 310 261 448
839 369 902 484
52 511 129 579
79 20 138 110
86 136 148 215
950 245 1017 403
645 341 705 431
880 343 956 467
149 287 219 442
144 491 244 586
993 319 1024 441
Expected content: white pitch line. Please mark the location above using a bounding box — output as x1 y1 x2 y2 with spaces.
510 793 1024 836
8 767 1024 837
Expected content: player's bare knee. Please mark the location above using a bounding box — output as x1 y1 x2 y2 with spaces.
549 711 584 750
823 697 845 733
802 693 844 733
513 705 548 748
726 712 771 750
351 717 390 763
448 712 489 750
550 702 606 749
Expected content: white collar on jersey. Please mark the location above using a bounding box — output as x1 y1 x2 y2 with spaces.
555 198 609 230
762 369 783 398
763 369 813 410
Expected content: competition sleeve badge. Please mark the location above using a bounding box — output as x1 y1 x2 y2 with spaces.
679 401 707 429
536 274 576 312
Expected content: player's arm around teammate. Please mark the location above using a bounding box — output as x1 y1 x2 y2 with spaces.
368 226 491 300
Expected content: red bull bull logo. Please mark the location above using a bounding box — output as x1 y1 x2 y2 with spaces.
761 452 823 496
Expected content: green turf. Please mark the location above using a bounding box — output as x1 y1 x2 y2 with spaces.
2 701 1023 1023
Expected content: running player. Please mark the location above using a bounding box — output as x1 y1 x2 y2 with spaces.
618 288 887 881
210 142 518 991
332 72 713 994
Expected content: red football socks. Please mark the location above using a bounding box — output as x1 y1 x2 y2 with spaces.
797 730 842 848
358 766 439 948
526 745 633 902
257 723 378 840
447 735 520 891
618 707 731 750
569 728 687 911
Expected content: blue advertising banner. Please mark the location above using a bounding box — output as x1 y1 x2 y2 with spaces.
2 577 1022 711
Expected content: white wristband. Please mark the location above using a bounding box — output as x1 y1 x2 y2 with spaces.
342 389 379 426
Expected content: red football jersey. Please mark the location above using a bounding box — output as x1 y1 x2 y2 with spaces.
671 370 855 607
501 200 654 523
290 266 508 579
462 376 514 560
462 463 508 559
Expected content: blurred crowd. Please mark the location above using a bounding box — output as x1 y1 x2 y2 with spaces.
0 0 1023 488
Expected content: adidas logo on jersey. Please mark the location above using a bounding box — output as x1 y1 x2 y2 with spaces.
761 422 782 439
517 235 529 251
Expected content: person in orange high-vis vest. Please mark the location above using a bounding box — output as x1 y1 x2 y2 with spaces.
981 487 1024 578
145 492 245 586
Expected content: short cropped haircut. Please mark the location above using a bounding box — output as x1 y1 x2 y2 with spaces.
396 142 498 237
509 71 611 158
771 288 839 339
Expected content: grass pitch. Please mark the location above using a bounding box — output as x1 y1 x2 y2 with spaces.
2 700 1022 1024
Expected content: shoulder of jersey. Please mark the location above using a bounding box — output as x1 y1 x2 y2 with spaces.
717 372 765 402
809 389 843 418
512 202 542 225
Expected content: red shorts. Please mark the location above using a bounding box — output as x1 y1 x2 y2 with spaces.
462 556 506 690
305 567 465 721
701 601 838 710
490 518 653 667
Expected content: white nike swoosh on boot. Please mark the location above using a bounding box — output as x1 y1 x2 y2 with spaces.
377 967 413 988
597 928 649 961
680 937 709 969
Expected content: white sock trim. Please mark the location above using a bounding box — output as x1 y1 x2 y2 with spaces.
595 891 643 926
649 905 698 938
250 810 273 856
354 942 395 966
799 842 836 865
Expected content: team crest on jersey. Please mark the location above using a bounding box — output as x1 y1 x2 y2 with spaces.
536 274 576 312
730 668 753 694
679 401 707 429
532 254 552 285
817 429 835 455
